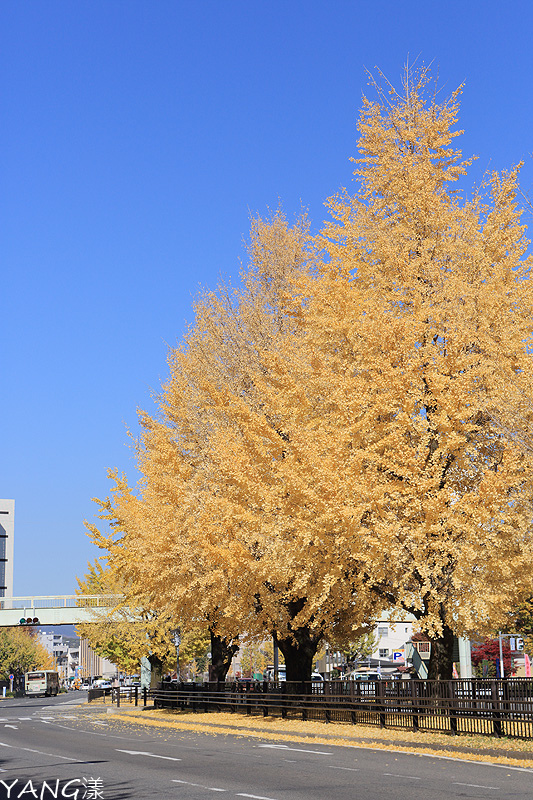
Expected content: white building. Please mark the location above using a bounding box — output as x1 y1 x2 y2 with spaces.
0 500 14 597
371 616 415 663
38 631 81 681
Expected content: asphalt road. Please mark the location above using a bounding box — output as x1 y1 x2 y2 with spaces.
0 693 530 799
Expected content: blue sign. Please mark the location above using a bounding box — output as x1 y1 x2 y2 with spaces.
392 651 404 662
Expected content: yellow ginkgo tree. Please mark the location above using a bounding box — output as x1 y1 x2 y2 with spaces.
279 66 533 678
88 67 533 682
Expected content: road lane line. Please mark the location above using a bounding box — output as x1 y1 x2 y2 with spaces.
236 795 279 800
116 749 181 761
453 783 500 790
257 744 332 756
328 766 360 772
172 779 226 792
0 741 77 761
383 773 421 780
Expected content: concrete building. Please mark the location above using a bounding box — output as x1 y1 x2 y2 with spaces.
78 638 116 680
37 631 81 681
0 500 15 597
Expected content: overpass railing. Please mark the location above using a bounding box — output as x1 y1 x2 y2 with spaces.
0 595 122 610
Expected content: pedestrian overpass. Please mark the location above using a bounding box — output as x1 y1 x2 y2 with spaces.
0 595 123 626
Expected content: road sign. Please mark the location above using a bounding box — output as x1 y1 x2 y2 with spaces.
392 650 405 663
8 674 13 681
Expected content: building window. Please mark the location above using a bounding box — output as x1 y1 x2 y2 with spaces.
417 642 430 653
377 627 388 637
379 648 389 658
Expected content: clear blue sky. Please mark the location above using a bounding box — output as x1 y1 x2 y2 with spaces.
2 1 533 595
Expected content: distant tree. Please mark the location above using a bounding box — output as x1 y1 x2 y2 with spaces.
76 559 200 677
0 628 54 680
471 638 514 677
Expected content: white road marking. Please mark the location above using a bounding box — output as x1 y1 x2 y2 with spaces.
236 795 279 800
17 717 32 721
0 741 77 761
116 749 181 761
172 779 226 792
257 744 332 756
57 700 85 705
383 773 421 780
236 794 279 800
328 766 360 772
3 726 17 730
282 759 297 763
453 783 500 790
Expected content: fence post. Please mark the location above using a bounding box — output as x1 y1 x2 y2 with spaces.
350 680 357 725
115 687 120 708
134 686 138 707
411 681 419 732
299 682 308 722
281 682 287 720
262 680 269 717
491 680 502 738
448 681 457 735
143 687 147 707
324 680 331 723
376 680 386 729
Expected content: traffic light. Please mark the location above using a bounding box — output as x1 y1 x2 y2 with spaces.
18 617 39 625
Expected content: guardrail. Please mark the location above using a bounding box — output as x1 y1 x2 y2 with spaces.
147 678 533 740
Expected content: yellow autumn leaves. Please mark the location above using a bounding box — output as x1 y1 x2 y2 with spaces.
87 67 533 681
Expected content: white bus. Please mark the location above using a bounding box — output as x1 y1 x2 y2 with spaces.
25 670 59 697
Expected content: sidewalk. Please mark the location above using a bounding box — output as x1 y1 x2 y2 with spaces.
92 702 533 769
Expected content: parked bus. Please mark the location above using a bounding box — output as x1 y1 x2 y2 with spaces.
24 670 59 697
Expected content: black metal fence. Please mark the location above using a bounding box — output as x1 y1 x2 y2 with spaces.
148 678 533 740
